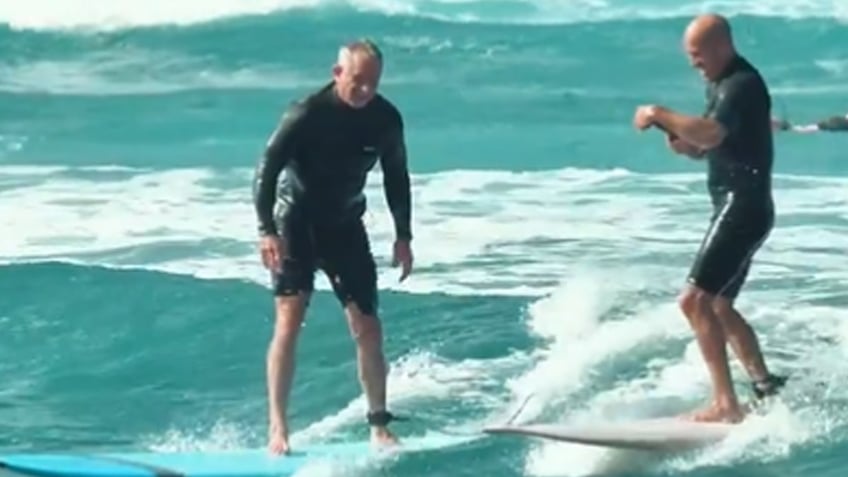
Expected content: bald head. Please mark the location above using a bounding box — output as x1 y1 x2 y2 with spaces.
683 14 737 81
685 14 733 49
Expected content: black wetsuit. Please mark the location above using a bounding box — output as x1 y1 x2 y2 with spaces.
252 82 412 315
688 55 775 299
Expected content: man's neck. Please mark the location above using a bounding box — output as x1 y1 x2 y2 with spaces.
329 82 350 108
715 51 740 79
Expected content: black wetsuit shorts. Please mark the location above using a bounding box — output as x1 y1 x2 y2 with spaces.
687 196 774 300
272 213 378 316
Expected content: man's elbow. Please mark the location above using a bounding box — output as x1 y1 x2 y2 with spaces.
695 122 728 150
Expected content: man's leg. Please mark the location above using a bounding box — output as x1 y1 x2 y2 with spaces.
712 299 769 382
713 257 788 400
343 301 397 445
267 292 310 455
266 214 316 455
678 207 757 423
677 284 743 422
712 296 786 399
712 262 769 380
319 220 398 445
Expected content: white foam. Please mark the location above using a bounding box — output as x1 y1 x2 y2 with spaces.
0 0 845 30
38 164 845 472
0 45 446 95
0 50 314 95
0 0 320 31
512 284 848 476
512 286 848 476
143 349 509 454
3 165 848 300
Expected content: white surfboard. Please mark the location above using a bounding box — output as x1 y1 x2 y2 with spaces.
483 417 736 451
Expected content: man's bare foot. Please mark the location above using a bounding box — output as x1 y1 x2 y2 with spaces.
681 402 746 423
370 426 399 448
268 424 290 455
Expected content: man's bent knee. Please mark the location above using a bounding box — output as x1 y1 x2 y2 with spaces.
710 296 735 319
710 296 754 335
677 285 714 317
344 302 383 346
273 293 310 337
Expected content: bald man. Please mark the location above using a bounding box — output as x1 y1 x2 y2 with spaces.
253 39 414 454
632 14 787 423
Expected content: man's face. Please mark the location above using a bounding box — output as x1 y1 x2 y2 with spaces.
684 35 722 81
332 52 382 108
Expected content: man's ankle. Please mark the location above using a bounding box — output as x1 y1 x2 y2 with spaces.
714 394 740 410
366 409 407 427
367 409 392 426
752 373 788 399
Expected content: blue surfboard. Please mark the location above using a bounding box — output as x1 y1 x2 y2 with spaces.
0 433 476 477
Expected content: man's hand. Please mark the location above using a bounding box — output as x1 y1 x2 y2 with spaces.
665 133 688 153
392 239 413 282
665 133 704 158
259 234 286 273
633 105 658 130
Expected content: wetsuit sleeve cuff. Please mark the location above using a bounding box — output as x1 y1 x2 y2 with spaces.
395 225 412 242
257 222 278 236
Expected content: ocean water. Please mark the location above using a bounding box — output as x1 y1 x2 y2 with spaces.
2 0 848 476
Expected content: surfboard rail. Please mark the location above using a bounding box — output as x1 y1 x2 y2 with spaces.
483 418 736 451
0 432 478 477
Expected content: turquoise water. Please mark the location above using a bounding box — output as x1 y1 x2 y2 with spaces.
2 0 848 476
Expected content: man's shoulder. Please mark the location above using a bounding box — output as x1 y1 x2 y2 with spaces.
282 83 334 119
722 59 767 94
368 94 403 128
728 68 763 86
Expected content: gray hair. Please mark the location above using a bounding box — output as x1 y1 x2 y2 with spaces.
337 38 383 65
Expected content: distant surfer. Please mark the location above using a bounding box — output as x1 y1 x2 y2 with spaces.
252 39 414 454
771 114 848 133
631 14 787 423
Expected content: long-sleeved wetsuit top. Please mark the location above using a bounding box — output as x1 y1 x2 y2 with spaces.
253 82 412 241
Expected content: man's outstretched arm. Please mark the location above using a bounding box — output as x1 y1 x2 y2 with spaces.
253 103 307 236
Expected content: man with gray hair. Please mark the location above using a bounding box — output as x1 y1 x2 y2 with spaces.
253 38 414 454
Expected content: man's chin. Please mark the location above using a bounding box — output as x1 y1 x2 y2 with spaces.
350 97 374 108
